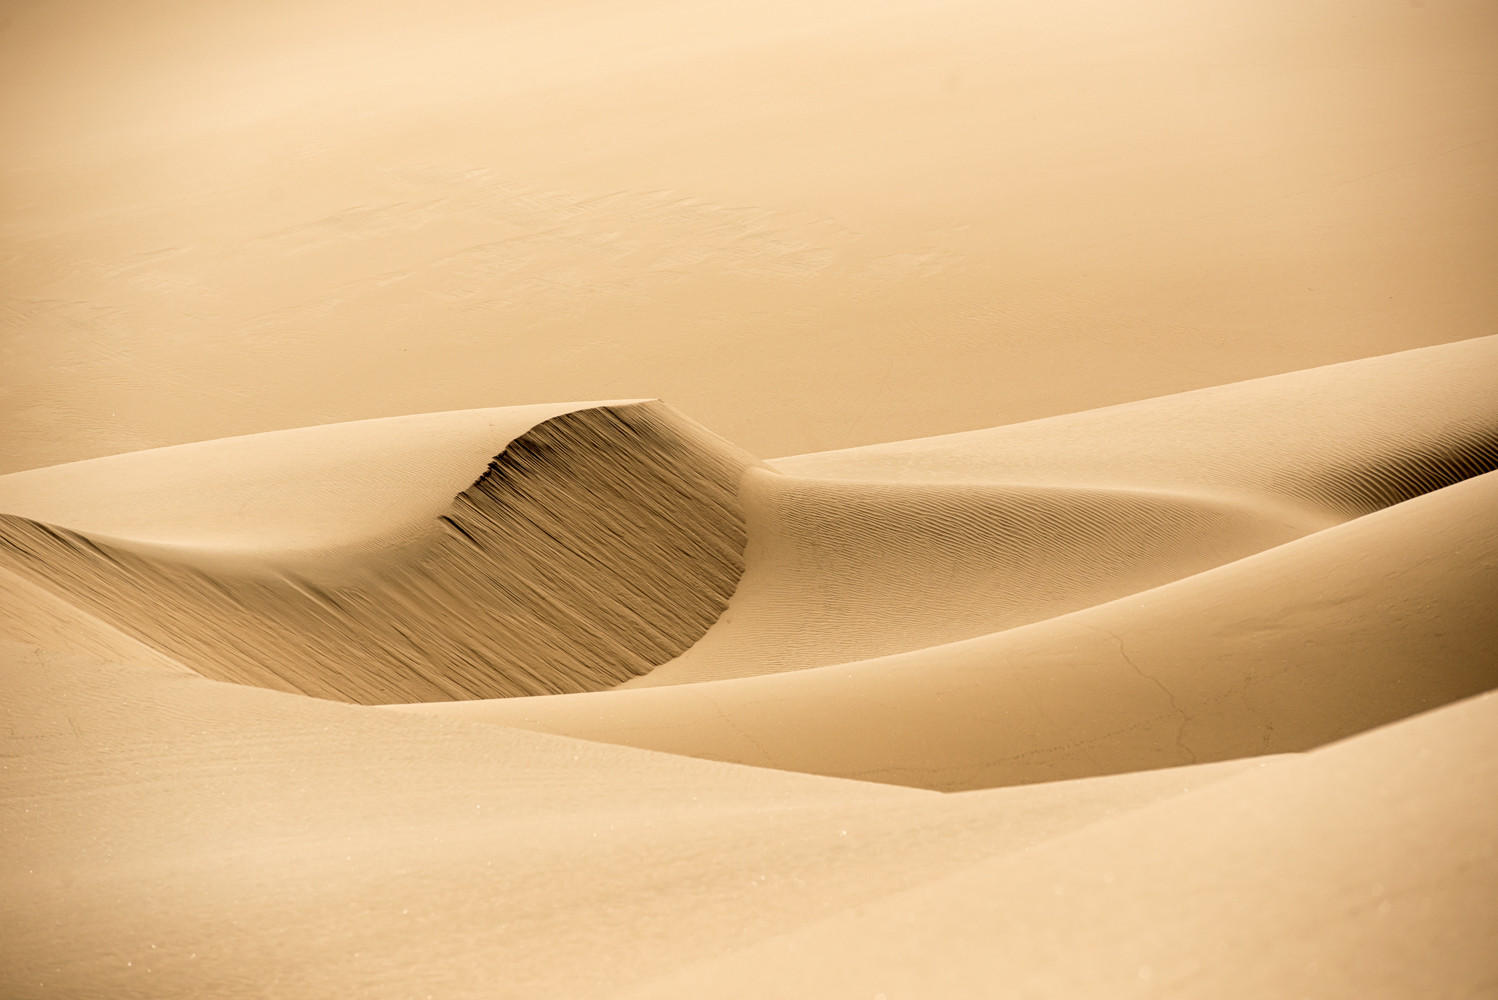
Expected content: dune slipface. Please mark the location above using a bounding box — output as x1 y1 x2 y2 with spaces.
408 339 1498 790
2 340 1497 998
0 401 758 702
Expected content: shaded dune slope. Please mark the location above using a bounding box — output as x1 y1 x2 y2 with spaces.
2 339 1494 712
636 336 1498 686
776 335 1498 520
633 472 1307 685
406 468 1498 790
0 401 758 702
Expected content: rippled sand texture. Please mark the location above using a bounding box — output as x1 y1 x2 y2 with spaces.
0 402 755 700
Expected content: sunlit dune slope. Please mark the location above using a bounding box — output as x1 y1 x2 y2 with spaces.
632 472 1306 685
0 627 1263 1000
778 335 1498 518
409 468 1498 790
631 336 1498 685
0 401 759 701
3 340 1494 710
625 690 1498 1000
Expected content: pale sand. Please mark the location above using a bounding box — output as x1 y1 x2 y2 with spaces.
419 454 1498 790
0 578 1268 998
3 0 1497 994
626 689 1498 1000
2 341 1496 995
4 0 1496 473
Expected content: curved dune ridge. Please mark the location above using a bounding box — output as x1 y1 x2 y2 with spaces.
627 471 1309 685
1 338 1495 710
775 333 1498 516
0 400 759 702
397 336 1498 788
5 0 1497 989
2 339 1497 999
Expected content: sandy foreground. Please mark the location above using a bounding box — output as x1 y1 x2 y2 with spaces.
3 0 1497 996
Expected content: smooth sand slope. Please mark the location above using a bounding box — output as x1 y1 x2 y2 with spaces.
5 0 1496 472
626 690 1498 1000
1 339 1494 996
633 336 1498 685
0 602 1267 999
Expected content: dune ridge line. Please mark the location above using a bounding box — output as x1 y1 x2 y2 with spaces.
0 401 759 702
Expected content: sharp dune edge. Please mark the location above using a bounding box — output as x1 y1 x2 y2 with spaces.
3 338 1498 996
0 400 758 701
3 338 1495 706
426 459 1498 791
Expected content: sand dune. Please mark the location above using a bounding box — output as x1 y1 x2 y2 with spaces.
4 0 1496 989
626 689 1498 999
6 339 1493 708
548 336 1498 687
0 401 758 701
2 338 1494 995
391 340 1498 790
0 618 1267 999
403 462 1498 790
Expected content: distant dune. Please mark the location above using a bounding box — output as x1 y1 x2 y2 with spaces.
5 0 1496 473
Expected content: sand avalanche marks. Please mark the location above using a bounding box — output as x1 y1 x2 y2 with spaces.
0 403 757 703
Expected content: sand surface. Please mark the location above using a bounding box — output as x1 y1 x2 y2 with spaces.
4 343 1496 996
5 0 1497 472
3 0 1497 995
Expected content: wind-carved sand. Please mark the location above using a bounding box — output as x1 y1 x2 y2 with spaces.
2 339 1496 998
388 337 1498 790
0 401 758 701
5 0 1496 989
2 338 1496 713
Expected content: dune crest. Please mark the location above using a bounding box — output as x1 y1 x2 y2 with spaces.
416 467 1498 790
0 401 758 702
634 336 1498 685
776 335 1498 519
